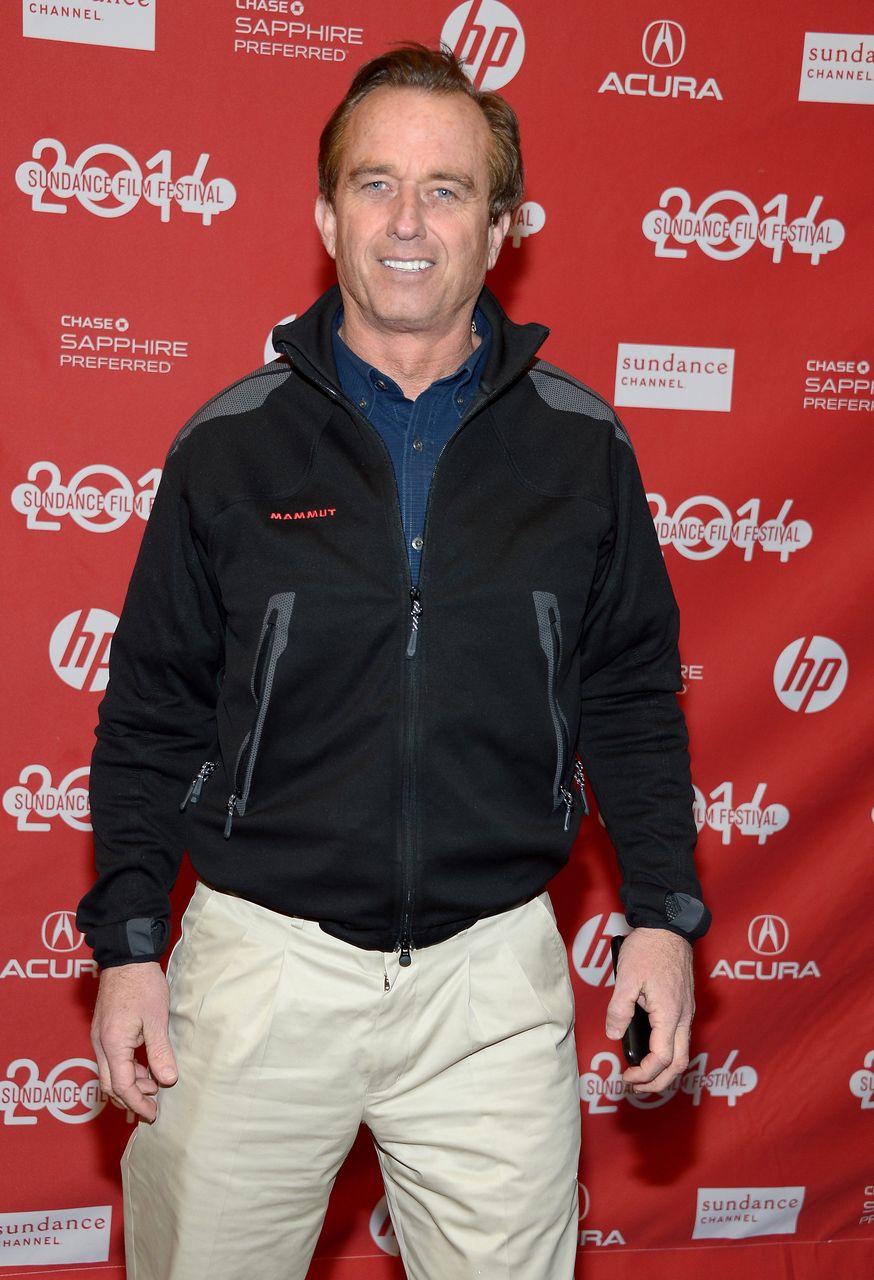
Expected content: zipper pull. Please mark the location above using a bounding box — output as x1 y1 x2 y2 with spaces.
398 940 412 967
406 589 422 658
573 758 589 815
560 785 574 831
223 793 237 839
384 969 391 992
180 761 216 812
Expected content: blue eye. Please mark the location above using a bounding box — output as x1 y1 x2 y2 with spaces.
434 188 455 200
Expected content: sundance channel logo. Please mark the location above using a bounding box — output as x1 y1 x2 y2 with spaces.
798 33 874 105
614 343 733 412
23 0 154 51
692 1187 805 1240
0 1205 111 1266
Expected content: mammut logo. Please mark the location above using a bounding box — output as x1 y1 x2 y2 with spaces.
270 508 336 521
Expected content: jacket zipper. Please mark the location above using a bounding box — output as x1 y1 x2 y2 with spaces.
224 590 296 839
285 353 533 964
180 759 216 811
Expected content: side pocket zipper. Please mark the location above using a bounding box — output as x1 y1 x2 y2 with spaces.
180 760 217 811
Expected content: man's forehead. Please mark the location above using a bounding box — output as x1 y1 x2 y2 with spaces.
339 86 492 170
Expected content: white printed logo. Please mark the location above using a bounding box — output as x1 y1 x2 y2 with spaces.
58 313 190 374
580 1049 757 1114
649 495 812 562
571 912 628 987
16 140 236 225
49 610 118 693
23 0 154 51
799 33 874 105
0 1205 111 1266
803 357 873 413
710 916 821 982
442 1 525 90
615 344 733 412
849 1052 874 1109
233 6 364 62
507 200 546 248
774 636 848 713
12 462 160 532
600 20 721 100
643 189 844 264
3 765 91 832
577 1183 626 1249
693 783 789 846
1 912 97 982
0 1058 105 1125
369 1196 399 1256
264 315 297 365
693 1187 805 1240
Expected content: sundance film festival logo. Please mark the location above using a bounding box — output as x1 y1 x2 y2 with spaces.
693 782 789 846
581 1047 757 1114
508 201 546 248
578 1182 625 1249
643 189 844 265
599 19 722 101
369 1197 399 1256
49 609 118 692
615 343 733 411
0 1058 106 1126
23 0 154 51
799 33 874 105
12 462 160 531
3 765 91 832
0 1206 111 1266
773 636 848 713
710 916 821 982
442 1 525 90
16 140 235 225
649 495 812 562
1 913 98 982
849 1052 874 1109
693 1187 805 1240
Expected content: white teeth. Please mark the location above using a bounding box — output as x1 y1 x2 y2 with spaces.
382 259 432 272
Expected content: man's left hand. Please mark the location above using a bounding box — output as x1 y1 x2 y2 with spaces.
605 927 694 1094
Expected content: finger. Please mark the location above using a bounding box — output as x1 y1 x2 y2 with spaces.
604 988 637 1040
106 1049 157 1121
625 1022 691 1093
142 1016 178 1087
91 1031 113 1097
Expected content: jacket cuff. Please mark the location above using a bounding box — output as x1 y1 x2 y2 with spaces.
622 885 711 943
85 917 170 969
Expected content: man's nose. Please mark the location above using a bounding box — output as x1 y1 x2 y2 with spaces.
387 185 426 240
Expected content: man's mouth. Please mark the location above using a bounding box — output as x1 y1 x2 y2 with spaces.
380 259 433 273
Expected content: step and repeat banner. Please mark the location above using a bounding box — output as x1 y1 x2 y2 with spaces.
2 1 872 1277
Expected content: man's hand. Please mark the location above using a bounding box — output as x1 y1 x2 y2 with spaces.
91 962 178 1122
605 927 694 1095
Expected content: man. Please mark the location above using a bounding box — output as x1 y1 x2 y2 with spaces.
78 44 710 1280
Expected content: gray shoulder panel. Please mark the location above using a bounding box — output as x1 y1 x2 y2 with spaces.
169 360 293 455
528 359 632 449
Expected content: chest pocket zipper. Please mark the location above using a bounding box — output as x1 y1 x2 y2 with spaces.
533 590 584 829
224 590 296 838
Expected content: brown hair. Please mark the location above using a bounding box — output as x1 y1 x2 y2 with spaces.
318 44 523 223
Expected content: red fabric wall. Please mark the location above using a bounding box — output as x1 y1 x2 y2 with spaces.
2 1 872 1275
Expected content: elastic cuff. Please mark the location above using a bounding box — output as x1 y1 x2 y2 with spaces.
85 917 170 968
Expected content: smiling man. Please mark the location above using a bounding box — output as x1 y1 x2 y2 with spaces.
78 45 710 1280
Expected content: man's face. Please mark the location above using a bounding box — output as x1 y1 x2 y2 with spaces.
316 87 510 341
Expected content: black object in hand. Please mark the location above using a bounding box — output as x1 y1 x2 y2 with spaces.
610 935 652 1067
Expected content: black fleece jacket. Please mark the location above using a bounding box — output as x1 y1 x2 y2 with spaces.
77 286 710 968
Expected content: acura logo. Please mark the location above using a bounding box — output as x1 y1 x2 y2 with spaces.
642 20 686 67
747 915 789 956
41 910 84 953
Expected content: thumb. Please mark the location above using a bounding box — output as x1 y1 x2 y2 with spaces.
142 1015 178 1086
605 988 637 1041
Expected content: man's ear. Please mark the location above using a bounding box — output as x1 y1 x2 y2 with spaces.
315 195 337 259
486 210 512 270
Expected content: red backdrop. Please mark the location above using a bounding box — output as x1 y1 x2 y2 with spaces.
2 1 872 1277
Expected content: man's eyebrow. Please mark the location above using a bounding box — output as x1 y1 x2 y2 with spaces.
346 164 477 190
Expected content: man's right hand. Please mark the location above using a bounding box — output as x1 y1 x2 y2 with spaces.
91 962 178 1122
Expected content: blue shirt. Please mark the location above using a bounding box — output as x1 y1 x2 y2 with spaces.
332 308 491 585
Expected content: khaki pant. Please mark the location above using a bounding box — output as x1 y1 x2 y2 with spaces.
123 883 580 1279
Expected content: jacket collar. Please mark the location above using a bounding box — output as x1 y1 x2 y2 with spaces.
271 284 549 403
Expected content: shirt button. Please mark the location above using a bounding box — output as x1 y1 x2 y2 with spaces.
375 379 387 390
412 438 424 452
455 394 464 406
411 536 424 551
358 398 367 409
